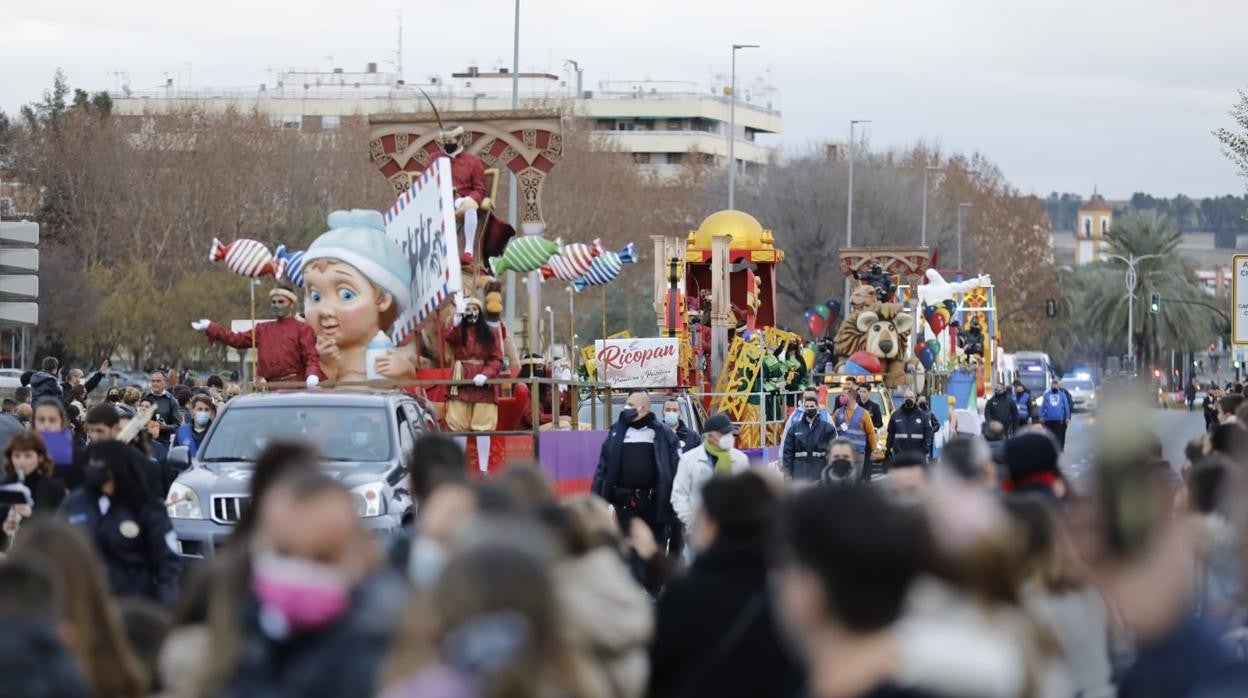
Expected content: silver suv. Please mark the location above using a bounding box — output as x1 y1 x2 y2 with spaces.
164 390 438 558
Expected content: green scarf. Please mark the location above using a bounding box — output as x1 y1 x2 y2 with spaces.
704 438 734 474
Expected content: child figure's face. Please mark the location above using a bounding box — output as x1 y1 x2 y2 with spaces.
304 261 392 347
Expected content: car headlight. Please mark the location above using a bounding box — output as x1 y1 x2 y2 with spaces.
351 481 386 518
1089 391 1095 401
1033 397 1043 407
165 483 203 519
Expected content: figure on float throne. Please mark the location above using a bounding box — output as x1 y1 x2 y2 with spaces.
431 124 488 265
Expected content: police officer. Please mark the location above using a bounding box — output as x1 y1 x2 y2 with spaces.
60 440 181 606
783 393 837 482
886 388 933 461
592 389 681 546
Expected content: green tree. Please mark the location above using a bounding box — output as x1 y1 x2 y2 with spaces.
1215 88 1248 181
1077 213 1222 365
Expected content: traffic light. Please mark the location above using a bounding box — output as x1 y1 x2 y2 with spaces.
1148 293 1161 314
1044 298 1057 318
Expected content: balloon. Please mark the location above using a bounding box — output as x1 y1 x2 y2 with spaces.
927 339 942 356
540 239 604 281
844 360 870 376
210 238 276 278
937 307 952 323
918 346 936 370
814 303 831 321
925 308 946 335
801 346 816 371
942 299 957 315
913 340 927 354
490 236 562 275
848 351 883 374
824 299 842 328
804 309 826 338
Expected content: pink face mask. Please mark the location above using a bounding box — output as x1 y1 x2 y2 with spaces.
251 550 351 633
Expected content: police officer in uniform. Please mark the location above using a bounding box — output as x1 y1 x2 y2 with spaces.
783 393 837 482
60 440 181 606
886 388 934 461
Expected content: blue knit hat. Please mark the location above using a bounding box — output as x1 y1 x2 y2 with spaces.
303 210 412 310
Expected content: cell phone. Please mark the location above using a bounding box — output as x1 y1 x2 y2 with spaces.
0 483 33 507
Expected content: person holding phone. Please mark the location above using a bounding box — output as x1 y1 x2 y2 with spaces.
3 430 66 512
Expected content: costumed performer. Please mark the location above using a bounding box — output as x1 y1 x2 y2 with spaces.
444 296 503 473
301 210 417 383
432 123 487 265
191 287 322 386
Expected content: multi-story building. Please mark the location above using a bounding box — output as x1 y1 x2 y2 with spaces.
108 64 782 180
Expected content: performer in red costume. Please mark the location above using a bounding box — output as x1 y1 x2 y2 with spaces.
192 288 323 386
433 124 488 265
444 296 504 473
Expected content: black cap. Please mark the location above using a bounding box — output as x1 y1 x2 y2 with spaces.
703 413 737 435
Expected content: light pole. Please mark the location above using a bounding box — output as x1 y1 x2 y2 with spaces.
955 203 972 271
727 43 758 210
844 118 870 305
1107 253 1162 361
504 0 521 326
920 165 942 247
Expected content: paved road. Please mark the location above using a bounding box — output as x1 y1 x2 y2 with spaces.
1062 408 1206 487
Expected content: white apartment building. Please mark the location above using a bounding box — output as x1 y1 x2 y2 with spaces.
108 64 782 179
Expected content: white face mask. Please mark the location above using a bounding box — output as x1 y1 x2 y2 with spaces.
663 411 679 426
717 434 735 450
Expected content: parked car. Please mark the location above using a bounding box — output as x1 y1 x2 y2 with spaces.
0 368 23 395
164 390 438 558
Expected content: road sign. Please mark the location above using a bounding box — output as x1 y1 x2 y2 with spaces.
1234 255 1248 344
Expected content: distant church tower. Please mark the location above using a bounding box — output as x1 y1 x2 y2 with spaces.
1074 189 1113 265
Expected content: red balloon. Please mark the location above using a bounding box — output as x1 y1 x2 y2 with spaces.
848 351 883 373
805 310 826 338
926 311 946 335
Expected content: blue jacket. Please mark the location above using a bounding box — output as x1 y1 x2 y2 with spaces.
60 490 181 606
1014 389 1032 421
1038 389 1071 422
172 423 207 460
592 413 681 524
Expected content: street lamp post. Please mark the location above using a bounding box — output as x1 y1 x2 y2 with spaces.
727 43 758 210
1107 253 1162 361
956 203 972 271
504 0 521 326
920 165 942 247
844 119 870 305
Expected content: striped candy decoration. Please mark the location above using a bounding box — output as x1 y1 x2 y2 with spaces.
209 238 276 278
572 243 638 292
489 236 563 276
274 245 307 287
540 238 604 281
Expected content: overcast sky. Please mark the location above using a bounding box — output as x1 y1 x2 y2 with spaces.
4 0 1247 198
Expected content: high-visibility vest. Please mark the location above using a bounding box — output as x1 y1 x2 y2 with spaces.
836 406 867 453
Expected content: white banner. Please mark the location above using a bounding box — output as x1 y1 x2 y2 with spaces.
1235 255 1248 345
594 337 680 388
384 157 462 345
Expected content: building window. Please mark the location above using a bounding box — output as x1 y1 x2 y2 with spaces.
1082 217 1092 238
1101 217 1109 234
615 121 636 131
666 119 683 131
322 115 341 131
632 152 651 164
668 153 684 165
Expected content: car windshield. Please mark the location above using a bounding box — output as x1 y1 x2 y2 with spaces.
1063 379 1094 391
197 405 392 464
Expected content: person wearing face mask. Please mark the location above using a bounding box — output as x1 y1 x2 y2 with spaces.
821 439 861 484
783 395 838 483
216 471 406 697
832 384 878 483
2 431 67 532
59 440 181 606
856 385 884 430
434 124 488 265
984 383 1019 438
885 388 933 463
671 413 750 541
192 287 323 387
916 396 940 459
1039 378 1072 450
34 397 84 489
592 389 682 551
173 395 216 461
662 399 702 454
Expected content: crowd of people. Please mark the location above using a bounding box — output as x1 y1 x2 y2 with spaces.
3 358 1248 697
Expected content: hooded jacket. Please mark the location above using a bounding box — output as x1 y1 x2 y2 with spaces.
29 371 62 403
554 547 653 698
984 391 1019 433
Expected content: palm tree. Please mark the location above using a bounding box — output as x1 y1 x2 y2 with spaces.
1077 213 1222 365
